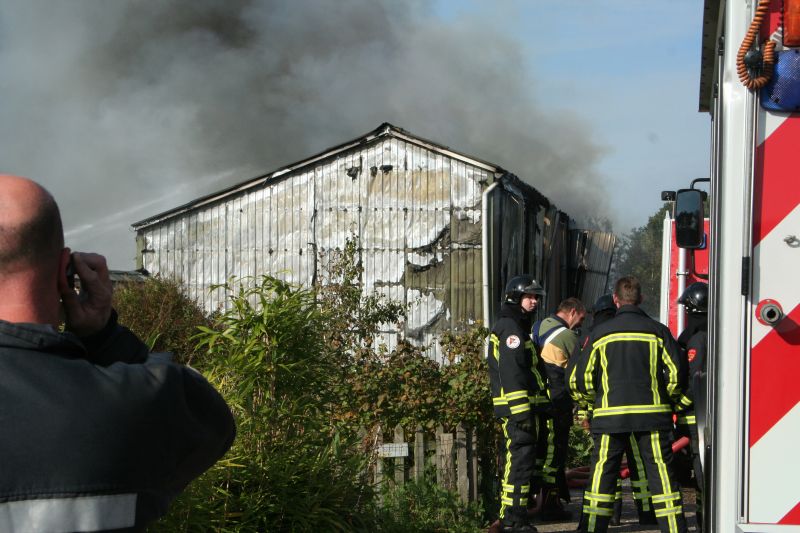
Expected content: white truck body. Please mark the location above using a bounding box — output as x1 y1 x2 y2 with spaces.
701 0 800 530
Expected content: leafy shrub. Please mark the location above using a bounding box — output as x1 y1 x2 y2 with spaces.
376 477 485 533
113 276 212 365
567 421 593 468
153 276 379 532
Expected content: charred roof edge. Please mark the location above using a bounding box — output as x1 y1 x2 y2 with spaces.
132 122 505 230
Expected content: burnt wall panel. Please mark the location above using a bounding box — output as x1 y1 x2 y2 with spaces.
135 130 596 362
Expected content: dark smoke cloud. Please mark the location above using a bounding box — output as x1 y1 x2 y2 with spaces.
0 0 608 268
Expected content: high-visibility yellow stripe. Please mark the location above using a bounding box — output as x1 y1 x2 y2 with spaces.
505 390 528 401
538 418 557 482
677 395 692 407
584 491 616 503
490 334 500 361
510 404 530 414
502 484 530 494
568 359 579 399
655 506 683 517
594 332 661 346
600 344 609 409
661 343 680 398
652 491 682 503
500 420 512 520
584 347 598 399
649 336 660 404
592 404 672 417
526 340 547 390
583 506 614 517
677 415 697 425
628 434 651 512
590 435 609 500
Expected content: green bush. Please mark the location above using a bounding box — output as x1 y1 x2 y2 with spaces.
152 276 379 532
376 477 485 533
113 276 212 365
567 422 593 468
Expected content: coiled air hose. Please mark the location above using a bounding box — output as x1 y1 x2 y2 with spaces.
737 0 777 90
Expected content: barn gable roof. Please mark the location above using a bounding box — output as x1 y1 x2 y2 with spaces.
132 122 508 230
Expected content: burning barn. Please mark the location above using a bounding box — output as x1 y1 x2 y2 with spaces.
132 123 614 361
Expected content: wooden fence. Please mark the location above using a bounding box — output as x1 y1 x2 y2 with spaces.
361 423 481 503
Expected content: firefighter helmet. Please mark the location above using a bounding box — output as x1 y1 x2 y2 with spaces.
678 282 708 313
593 294 616 315
504 275 545 304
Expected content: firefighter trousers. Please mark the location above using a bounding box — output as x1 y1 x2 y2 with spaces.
580 430 687 533
498 417 539 526
676 417 703 532
619 433 656 520
578 433 655 529
534 409 571 499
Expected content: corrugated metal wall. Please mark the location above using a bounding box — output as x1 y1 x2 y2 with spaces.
137 136 489 361
568 229 616 307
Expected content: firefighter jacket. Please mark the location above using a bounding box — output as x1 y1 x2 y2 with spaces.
0 312 236 532
677 315 708 410
568 304 689 433
487 303 549 423
534 314 579 412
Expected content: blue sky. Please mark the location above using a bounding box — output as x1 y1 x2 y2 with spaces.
435 0 710 231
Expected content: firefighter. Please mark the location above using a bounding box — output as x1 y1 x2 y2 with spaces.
531 297 586 520
570 276 689 533
487 275 549 533
569 294 657 529
676 282 708 532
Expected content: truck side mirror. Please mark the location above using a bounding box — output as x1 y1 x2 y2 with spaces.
675 189 705 249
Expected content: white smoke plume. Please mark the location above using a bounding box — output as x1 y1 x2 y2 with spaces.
0 0 609 268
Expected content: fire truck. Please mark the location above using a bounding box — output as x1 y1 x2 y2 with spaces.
668 0 800 530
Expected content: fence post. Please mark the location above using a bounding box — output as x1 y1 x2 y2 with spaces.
394 424 405 486
435 425 444 486
414 425 425 481
456 422 468 503
357 426 370 484
375 426 383 505
437 424 455 490
470 426 479 502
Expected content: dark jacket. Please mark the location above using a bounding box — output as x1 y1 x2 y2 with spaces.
677 314 708 409
568 304 688 433
487 303 549 423
0 312 235 532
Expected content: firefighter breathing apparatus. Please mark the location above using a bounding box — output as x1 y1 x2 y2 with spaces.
738 0 800 111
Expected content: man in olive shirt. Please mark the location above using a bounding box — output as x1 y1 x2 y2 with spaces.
532 297 586 519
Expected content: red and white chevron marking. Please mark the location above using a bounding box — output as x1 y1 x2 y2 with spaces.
748 99 800 524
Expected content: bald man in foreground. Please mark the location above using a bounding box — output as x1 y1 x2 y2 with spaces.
0 174 235 532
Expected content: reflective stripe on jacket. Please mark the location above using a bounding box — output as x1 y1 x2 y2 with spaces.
568 305 688 433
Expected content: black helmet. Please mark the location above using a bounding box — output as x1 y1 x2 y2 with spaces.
504 275 545 304
593 294 615 315
678 282 708 313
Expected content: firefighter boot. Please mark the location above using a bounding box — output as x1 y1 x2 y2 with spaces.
609 498 622 526
634 497 657 525
501 520 539 533
539 488 572 521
